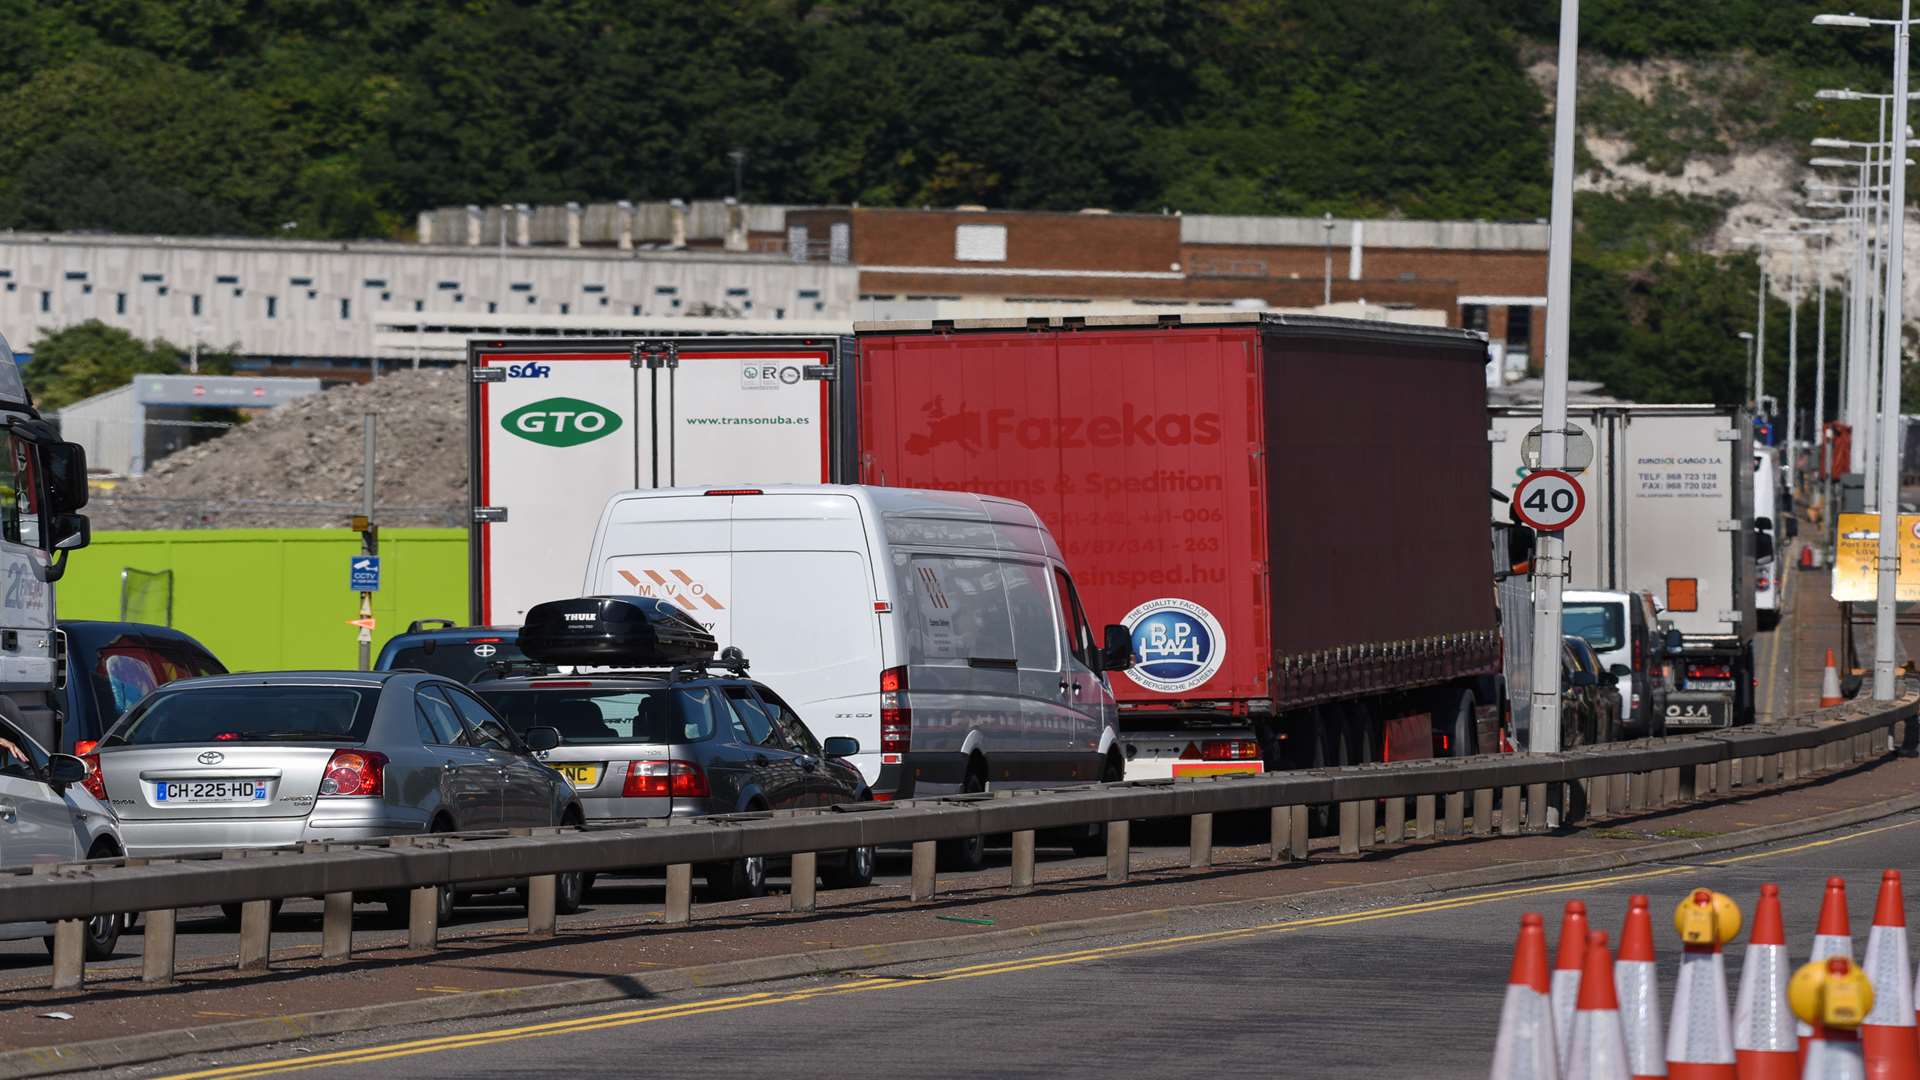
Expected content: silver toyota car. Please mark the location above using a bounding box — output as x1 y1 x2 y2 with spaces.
88 670 586 919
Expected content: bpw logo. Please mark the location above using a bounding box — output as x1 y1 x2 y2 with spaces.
506 363 552 379
740 363 803 390
502 397 623 447
1122 597 1226 694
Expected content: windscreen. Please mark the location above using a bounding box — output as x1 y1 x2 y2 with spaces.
477 686 715 744
106 686 379 745
385 639 527 683
1562 604 1625 651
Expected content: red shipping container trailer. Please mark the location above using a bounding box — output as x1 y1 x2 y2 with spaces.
854 313 1510 778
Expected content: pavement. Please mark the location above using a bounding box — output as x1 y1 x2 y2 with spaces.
102 800 1920 1078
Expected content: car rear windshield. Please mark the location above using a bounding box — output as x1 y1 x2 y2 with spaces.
477 686 716 745
105 685 379 746
1562 604 1624 652
385 638 525 683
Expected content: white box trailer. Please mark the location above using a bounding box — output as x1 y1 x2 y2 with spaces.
1490 405 1757 730
466 336 854 625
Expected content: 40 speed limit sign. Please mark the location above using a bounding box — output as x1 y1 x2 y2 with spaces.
1511 468 1585 532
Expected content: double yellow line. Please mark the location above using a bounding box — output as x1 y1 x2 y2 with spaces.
159 815 1920 1079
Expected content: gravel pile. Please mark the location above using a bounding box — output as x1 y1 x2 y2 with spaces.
86 369 468 530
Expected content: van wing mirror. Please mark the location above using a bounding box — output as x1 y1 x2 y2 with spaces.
1097 625 1134 673
1755 532 1776 562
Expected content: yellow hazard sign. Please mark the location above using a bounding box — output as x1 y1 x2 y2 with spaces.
1832 512 1920 602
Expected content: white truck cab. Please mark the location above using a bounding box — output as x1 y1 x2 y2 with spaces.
580 485 1134 801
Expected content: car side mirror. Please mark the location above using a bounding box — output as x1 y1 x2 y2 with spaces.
1755 533 1776 561
1568 671 1596 688
1609 663 1632 678
823 736 859 758
1664 628 1684 653
46 753 88 787
1097 625 1134 673
523 726 561 752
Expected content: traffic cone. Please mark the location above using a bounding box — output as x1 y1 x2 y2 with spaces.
1862 871 1920 1080
1616 896 1666 1080
1824 650 1846 708
1794 957 1876 1080
1802 545 1817 571
1667 889 1740 1080
1804 878 1858 1061
1569 930 1633 1080
1559 900 1594 1074
1733 884 1799 1080
1491 912 1558 1080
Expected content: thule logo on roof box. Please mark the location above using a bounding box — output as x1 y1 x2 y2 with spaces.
563 613 595 622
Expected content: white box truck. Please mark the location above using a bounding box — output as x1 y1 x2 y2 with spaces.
1490 405 1757 730
465 336 853 625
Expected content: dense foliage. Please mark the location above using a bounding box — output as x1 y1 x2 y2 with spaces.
0 1 1908 407
26 321 235 411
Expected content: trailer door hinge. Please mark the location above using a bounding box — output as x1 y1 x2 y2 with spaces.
1487 430 1507 443
1717 520 1741 532
473 506 509 523
1718 610 1742 623
803 365 836 381
632 341 680 369
472 367 505 383
1715 430 1740 442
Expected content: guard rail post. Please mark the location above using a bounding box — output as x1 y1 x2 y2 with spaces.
526 876 558 935
1587 776 1608 818
1443 791 1465 837
1190 813 1214 868
1713 758 1731 796
1338 802 1360 854
143 908 177 983
1628 771 1647 810
1608 773 1627 812
237 899 272 971
1661 767 1682 805
322 892 354 957
789 853 818 913
1357 799 1377 850
1693 763 1711 803
37 863 82 991
1524 783 1548 832
1500 785 1522 835
1010 830 1036 892
407 888 440 949
1385 796 1407 844
1268 807 1291 862
1414 794 1435 840
1473 789 1494 836
911 840 938 899
664 864 694 923
1105 820 1130 882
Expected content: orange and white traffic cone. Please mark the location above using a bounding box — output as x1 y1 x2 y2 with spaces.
1569 930 1633 1080
1559 900 1594 1074
1733 884 1799 1080
1794 957 1876 1080
1667 889 1740 1080
1823 650 1846 708
1617 895 1666 1079
1862 871 1920 1080
1805 878 1858 1063
1491 912 1558 1080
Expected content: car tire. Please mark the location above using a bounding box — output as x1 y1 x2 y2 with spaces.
701 855 768 901
45 911 124 962
936 767 989 872
821 844 876 890
1069 756 1124 857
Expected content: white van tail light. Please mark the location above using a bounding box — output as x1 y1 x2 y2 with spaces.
880 666 910 754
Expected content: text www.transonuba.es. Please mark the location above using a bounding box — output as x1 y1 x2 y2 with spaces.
684 416 812 425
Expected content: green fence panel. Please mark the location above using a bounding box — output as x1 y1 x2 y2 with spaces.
57 529 470 672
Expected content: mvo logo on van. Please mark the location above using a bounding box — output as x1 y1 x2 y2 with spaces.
501 397 623 447
1121 597 1226 694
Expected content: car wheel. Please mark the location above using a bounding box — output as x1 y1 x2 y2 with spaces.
821 844 876 890
1069 755 1124 856
701 855 768 901
45 911 123 962
937 766 989 872
554 871 589 914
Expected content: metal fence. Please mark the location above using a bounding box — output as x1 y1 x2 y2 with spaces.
6 691 1914 995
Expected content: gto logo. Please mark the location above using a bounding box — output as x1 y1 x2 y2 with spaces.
506 363 552 379
502 397 623 447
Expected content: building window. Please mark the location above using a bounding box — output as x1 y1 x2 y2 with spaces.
414 299 424 312
115 292 126 315
139 273 162 283
452 293 463 304
955 223 1008 262
64 271 86 281
583 283 605 294
290 276 313 287
1506 305 1533 349
155 285 167 296
559 302 569 315
38 291 49 313
380 291 392 302
81 284 92 295
726 287 749 297
487 301 498 314
654 285 678 296
511 282 533 292
340 298 351 319
438 281 459 290
1461 304 1489 333
215 275 238 285
266 296 278 318
599 296 609 307
363 278 387 289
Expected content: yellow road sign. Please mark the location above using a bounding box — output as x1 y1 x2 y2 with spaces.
1832 512 1920 601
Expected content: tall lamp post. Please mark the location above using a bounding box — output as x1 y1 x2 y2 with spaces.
1740 331 1757 405
1815 8 1914 701
1321 212 1336 306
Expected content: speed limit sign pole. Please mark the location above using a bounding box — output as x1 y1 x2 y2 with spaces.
1529 0 1581 758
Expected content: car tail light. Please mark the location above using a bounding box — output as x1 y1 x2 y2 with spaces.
1757 573 1771 592
1688 662 1733 680
74 740 106 800
623 760 710 797
880 666 910 754
1633 633 1644 673
319 750 387 797
1200 740 1260 761
704 488 763 496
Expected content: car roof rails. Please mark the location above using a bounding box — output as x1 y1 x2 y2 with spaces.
408 618 459 634
668 646 751 683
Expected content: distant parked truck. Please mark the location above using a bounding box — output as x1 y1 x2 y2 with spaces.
1490 405 1757 730
853 313 1524 778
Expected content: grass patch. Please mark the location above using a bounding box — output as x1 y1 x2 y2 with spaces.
1655 827 1718 839
1589 828 1644 840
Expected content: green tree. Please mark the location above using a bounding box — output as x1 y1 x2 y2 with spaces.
24 321 234 411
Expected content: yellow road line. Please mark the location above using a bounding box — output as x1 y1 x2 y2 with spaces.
157 814 1920 1080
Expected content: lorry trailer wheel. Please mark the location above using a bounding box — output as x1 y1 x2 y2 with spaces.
1438 690 1475 757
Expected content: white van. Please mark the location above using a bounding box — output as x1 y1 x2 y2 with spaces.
580 485 1133 803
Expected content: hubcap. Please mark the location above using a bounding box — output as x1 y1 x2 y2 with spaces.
853 846 874 879
744 856 766 889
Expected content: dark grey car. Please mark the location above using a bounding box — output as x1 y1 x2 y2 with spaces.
476 670 874 900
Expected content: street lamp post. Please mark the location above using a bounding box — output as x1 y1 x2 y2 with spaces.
1322 212 1335 306
1815 7 1915 700
1740 331 1757 405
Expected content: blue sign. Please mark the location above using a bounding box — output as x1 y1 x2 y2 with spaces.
1120 597 1227 694
350 555 381 592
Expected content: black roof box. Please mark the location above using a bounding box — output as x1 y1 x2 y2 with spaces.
518 596 717 667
